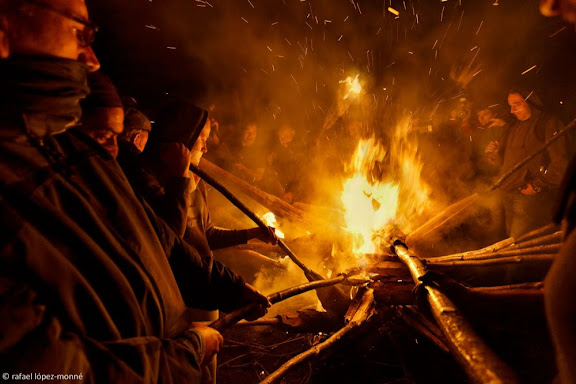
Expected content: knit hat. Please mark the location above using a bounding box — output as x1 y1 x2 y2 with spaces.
149 99 208 150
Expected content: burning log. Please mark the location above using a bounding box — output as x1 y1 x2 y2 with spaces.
210 275 367 331
258 288 375 384
390 240 519 383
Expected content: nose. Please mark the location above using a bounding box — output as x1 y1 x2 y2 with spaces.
79 46 101 72
540 0 561 16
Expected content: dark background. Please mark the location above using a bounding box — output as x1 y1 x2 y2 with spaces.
88 0 576 128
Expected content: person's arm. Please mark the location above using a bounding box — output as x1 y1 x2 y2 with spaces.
535 117 570 189
0 235 210 383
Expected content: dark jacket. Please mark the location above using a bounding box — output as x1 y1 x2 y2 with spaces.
185 180 249 255
499 109 569 192
0 57 245 383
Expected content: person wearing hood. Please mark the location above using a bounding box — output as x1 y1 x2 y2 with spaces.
120 100 207 237
0 1 268 382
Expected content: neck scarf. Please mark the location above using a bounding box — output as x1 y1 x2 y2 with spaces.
0 55 90 135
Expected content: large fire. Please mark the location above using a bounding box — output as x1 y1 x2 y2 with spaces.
340 118 431 265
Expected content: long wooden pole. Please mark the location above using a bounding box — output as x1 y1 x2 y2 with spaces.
391 240 519 384
210 276 358 331
258 288 375 384
190 163 325 283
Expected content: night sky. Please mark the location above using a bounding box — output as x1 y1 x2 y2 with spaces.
88 0 576 130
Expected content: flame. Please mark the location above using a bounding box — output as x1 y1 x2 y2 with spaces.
340 117 431 264
340 74 362 100
262 212 285 239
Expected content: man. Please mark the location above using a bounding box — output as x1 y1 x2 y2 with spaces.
489 89 569 237
0 1 268 382
78 72 124 158
539 1 576 383
120 107 152 153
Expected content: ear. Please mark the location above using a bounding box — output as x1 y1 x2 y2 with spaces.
0 18 9 59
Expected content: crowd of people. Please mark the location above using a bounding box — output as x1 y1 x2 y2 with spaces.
0 0 575 383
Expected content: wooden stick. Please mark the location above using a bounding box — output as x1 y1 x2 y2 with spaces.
216 248 287 269
513 223 561 244
511 232 562 249
258 289 375 384
428 253 555 267
190 162 325 283
407 116 573 244
210 276 353 331
427 244 560 262
488 118 576 192
398 306 450 353
406 193 480 242
198 159 307 222
392 242 519 383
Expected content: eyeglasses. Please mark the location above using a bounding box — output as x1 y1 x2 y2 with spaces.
25 0 98 47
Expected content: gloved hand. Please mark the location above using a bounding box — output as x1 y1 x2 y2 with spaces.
188 323 223 365
246 226 279 245
238 283 271 321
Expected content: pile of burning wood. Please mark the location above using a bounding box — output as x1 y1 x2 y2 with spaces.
191 158 561 384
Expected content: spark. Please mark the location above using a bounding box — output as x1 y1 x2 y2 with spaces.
266 46 272 52
338 35 344 41
388 7 400 16
549 26 567 38
476 20 484 35
247 0 254 8
241 17 249 23
521 65 537 75
166 46 176 50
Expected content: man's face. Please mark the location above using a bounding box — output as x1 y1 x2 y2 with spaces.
242 124 257 147
190 120 211 167
82 107 124 158
477 109 493 126
2 0 100 71
540 0 576 23
278 125 295 147
508 93 532 122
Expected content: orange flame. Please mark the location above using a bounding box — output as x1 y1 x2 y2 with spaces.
262 212 285 239
340 117 431 264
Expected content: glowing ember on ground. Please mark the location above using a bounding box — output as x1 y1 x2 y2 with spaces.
262 212 285 239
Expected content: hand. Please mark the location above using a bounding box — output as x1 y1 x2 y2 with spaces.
484 140 499 155
239 284 270 321
486 118 506 128
161 143 192 178
520 184 539 195
189 323 223 365
246 226 278 245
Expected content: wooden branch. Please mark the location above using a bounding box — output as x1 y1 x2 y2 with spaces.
406 193 480 242
259 289 375 384
511 231 562 249
489 118 576 192
190 162 325 283
398 306 450 353
427 244 560 263
392 242 519 384
198 159 307 222
513 223 560 243
428 253 555 268
216 248 286 269
210 276 354 331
